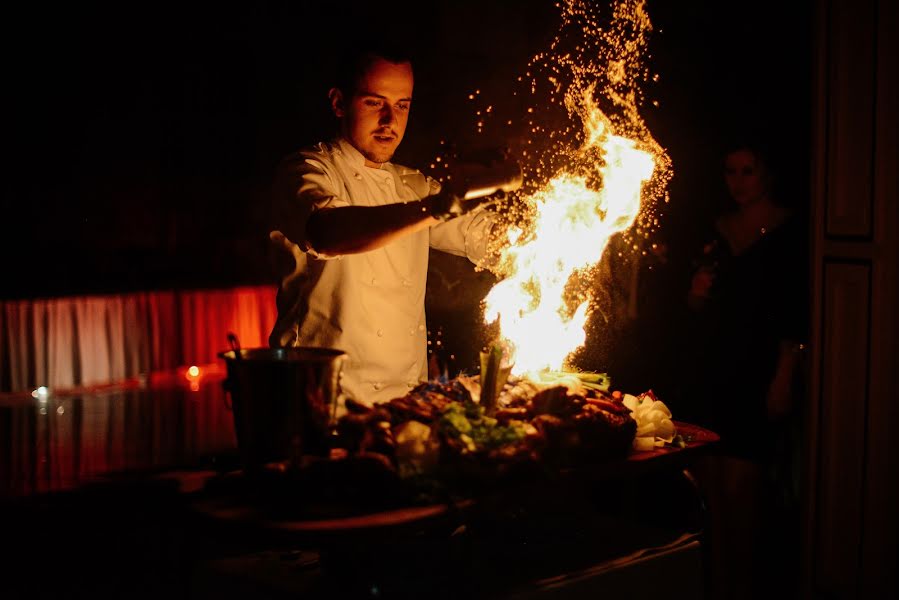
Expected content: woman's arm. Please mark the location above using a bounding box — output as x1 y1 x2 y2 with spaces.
767 340 805 421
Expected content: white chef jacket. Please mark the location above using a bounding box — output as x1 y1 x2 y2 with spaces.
269 138 493 406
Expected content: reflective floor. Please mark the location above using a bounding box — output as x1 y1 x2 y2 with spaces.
0 365 237 497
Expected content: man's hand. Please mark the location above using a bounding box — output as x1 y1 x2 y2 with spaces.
427 189 494 221
428 159 523 222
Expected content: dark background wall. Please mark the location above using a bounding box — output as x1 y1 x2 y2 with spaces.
3 0 812 299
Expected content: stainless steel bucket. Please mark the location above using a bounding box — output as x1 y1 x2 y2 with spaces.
218 346 347 470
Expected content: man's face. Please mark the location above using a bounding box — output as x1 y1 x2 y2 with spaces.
332 58 413 167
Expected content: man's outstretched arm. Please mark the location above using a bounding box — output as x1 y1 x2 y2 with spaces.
305 197 441 256
300 155 522 256
305 190 488 256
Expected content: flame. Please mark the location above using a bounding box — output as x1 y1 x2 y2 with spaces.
481 0 670 376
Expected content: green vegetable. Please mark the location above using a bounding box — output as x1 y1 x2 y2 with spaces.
438 401 527 453
572 371 611 392
536 370 612 393
479 344 511 414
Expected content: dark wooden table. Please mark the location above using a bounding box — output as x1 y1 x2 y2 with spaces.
0 370 717 599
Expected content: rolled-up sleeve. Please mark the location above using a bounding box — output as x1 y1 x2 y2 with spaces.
429 210 496 266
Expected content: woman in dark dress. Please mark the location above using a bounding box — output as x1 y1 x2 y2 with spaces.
683 142 807 599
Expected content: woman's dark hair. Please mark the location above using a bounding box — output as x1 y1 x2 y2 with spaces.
334 41 413 97
721 135 774 170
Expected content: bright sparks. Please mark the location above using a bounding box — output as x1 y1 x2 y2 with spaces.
482 0 671 375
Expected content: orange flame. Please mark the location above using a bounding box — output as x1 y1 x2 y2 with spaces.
483 0 670 376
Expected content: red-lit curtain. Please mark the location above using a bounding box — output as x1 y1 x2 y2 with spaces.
0 286 277 393
178 286 278 367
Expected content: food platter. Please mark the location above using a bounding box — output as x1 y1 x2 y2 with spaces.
629 422 719 462
188 420 717 542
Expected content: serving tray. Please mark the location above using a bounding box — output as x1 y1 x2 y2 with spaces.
188 421 718 540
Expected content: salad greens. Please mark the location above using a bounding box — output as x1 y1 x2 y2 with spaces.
438 401 527 453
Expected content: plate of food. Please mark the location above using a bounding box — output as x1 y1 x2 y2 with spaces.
332 372 717 488
190 369 717 538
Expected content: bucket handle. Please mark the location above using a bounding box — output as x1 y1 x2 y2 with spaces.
227 332 241 354
222 332 241 411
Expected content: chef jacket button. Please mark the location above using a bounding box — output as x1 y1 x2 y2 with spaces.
373 382 382 391
402 279 411 287
377 329 384 337
418 324 425 331
409 329 415 336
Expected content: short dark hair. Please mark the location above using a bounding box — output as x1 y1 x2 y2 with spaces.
334 41 413 97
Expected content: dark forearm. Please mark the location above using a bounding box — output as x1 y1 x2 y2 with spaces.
775 339 804 380
306 197 442 255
